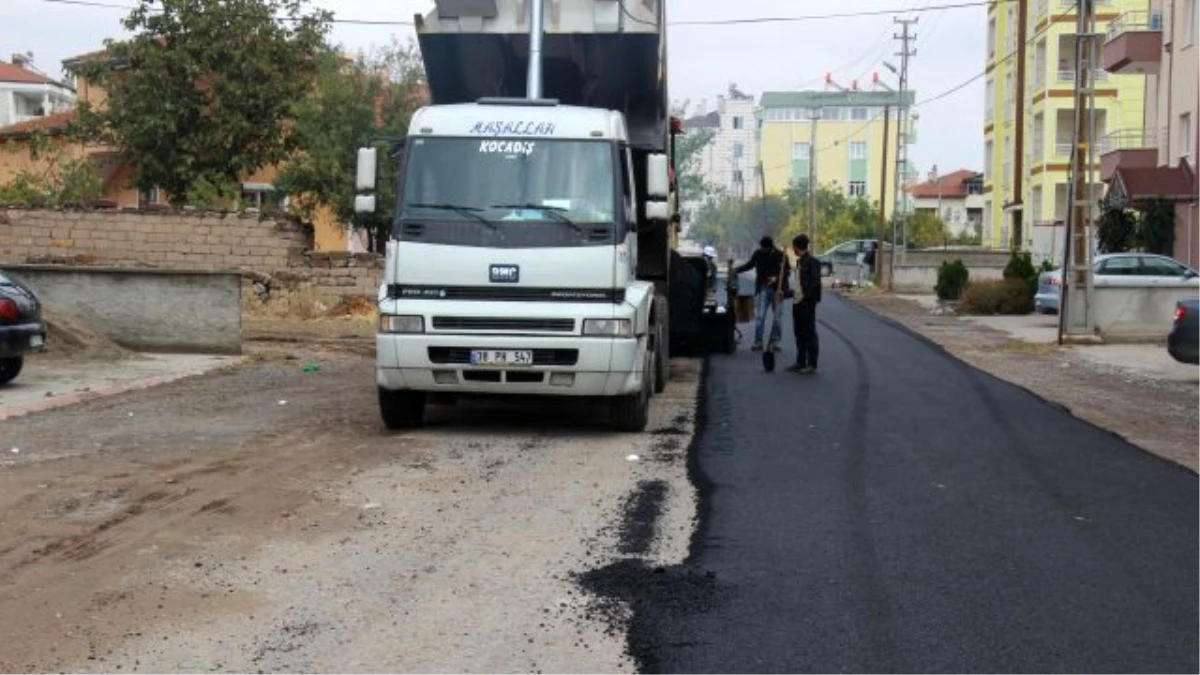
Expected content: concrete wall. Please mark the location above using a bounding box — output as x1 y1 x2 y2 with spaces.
889 264 1006 294
0 208 383 318
1093 283 1199 342
4 265 242 354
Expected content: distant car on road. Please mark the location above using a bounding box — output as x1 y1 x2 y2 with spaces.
1167 298 1199 364
1034 252 1199 314
0 270 47 385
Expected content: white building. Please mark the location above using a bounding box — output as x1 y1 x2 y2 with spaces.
681 86 761 224
906 167 986 239
0 55 75 128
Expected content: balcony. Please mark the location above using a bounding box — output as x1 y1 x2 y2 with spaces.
1099 128 1158 180
1054 138 1111 158
1054 66 1108 86
1102 11 1163 74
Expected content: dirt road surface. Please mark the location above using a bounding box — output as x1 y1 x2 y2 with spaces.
0 342 701 673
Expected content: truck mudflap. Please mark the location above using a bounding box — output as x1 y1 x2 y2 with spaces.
416 32 667 150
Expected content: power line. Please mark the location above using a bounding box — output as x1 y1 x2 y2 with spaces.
39 0 1015 27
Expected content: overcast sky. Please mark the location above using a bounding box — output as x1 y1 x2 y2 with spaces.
1 0 986 176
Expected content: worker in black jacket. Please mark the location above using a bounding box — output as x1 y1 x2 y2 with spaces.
787 233 822 373
734 236 789 352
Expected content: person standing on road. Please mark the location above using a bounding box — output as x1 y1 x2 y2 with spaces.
734 237 789 352
787 234 822 374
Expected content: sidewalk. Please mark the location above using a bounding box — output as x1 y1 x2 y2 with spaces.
0 353 241 421
847 290 1199 472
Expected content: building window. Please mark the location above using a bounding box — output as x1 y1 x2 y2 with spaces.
733 141 744 158
138 187 159 208
821 107 842 121
987 18 996 58
851 107 869 121
984 141 994 181
848 180 867 197
792 142 811 160
985 77 995 117
1181 113 1193 159
849 141 867 159
1185 0 1197 46
732 116 744 130
240 185 284 211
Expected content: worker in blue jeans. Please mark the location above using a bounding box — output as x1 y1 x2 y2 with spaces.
734 236 790 352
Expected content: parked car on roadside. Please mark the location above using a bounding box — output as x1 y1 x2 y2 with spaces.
1167 298 1199 364
0 270 47 385
817 239 892 282
1034 252 1199 314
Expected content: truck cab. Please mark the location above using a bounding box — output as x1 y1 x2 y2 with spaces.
362 99 671 431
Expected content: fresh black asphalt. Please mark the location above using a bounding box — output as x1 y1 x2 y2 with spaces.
626 293 1198 673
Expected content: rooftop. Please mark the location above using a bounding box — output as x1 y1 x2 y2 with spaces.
907 169 983 198
760 90 915 109
0 61 66 87
0 110 76 138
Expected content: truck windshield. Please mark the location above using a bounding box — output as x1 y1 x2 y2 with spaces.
400 137 616 225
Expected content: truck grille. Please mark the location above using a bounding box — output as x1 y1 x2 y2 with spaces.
431 316 575 332
427 347 579 366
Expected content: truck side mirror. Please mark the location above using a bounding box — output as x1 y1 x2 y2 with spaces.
646 153 669 198
356 147 377 191
644 201 669 221
354 195 377 213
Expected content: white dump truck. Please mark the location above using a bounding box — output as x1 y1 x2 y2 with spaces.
355 0 713 432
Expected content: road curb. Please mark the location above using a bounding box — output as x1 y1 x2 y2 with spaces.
0 359 243 422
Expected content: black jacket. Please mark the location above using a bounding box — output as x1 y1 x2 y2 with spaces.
794 253 822 305
735 247 790 292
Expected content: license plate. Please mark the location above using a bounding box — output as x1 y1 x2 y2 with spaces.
29 335 44 348
470 349 533 367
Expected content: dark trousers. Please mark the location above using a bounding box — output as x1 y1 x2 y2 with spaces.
792 302 819 367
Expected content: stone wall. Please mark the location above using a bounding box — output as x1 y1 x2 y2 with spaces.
0 208 382 317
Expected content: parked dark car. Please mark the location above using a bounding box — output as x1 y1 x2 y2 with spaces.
1167 298 1199 365
0 270 46 385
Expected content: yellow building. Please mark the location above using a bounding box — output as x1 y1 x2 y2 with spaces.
758 90 916 219
982 0 1148 261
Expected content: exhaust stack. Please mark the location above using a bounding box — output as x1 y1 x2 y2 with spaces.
526 0 544 99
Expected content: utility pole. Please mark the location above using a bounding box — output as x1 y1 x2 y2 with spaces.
877 104 891 288
893 17 917 267
808 106 819 250
1058 0 1098 343
1012 0 1029 251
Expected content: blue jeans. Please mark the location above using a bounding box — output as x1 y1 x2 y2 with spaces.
754 285 784 344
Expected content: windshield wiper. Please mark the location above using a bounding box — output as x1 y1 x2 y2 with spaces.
490 203 585 233
407 202 496 229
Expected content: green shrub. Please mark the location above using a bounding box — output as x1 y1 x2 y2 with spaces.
1002 250 1042 305
960 278 1035 315
935 259 970 301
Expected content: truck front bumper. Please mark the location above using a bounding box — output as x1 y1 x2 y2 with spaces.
376 333 646 397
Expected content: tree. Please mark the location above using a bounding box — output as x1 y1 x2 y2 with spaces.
1096 198 1137 253
274 38 425 252
1138 198 1176 256
905 211 950 249
0 131 103 207
75 0 332 207
670 102 716 210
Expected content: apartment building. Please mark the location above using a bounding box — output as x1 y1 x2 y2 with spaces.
758 89 916 219
692 89 762 201
0 55 75 128
982 0 1149 262
1099 0 1198 266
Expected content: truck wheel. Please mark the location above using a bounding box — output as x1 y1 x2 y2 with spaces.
0 357 23 386
379 388 425 429
611 353 651 432
653 296 669 394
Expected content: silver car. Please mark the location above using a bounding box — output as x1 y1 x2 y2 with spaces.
1035 252 1200 314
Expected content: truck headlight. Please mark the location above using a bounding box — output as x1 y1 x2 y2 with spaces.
380 315 424 333
582 318 632 337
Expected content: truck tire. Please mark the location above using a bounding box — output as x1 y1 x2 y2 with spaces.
723 318 738 354
653 295 669 394
611 352 651 432
379 388 425 429
0 357 23 386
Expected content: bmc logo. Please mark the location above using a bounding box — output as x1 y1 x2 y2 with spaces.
489 264 520 283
